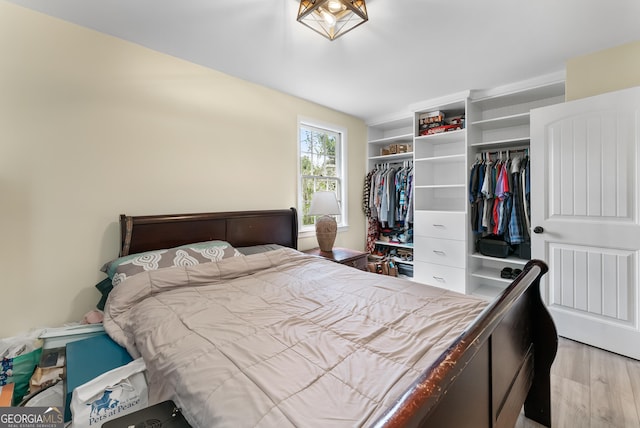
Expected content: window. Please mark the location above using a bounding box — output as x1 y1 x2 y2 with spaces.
298 120 347 232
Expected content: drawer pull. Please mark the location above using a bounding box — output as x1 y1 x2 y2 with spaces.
433 224 445 227
433 250 446 255
433 276 445 282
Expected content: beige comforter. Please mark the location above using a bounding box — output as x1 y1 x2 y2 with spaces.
104 248 487 427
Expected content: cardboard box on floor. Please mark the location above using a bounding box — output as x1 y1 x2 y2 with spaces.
0 383 14 407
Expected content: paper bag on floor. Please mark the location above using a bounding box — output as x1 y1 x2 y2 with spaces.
71 358 148 428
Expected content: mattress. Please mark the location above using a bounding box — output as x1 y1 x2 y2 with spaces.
104 248 487 427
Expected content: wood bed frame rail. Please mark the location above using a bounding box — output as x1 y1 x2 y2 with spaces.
374 259 556 428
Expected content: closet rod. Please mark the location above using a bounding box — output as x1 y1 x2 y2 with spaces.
483 145 529 155
373 160 413 169
477 146 530 161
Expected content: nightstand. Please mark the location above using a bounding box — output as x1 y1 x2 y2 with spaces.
303 247 368 271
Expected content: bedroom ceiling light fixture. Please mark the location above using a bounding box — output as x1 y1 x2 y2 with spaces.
297 0 368 41
308 191 341 252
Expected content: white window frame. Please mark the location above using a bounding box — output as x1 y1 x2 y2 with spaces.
297 117 348 237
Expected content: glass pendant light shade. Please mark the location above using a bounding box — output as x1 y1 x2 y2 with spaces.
297 0 368 41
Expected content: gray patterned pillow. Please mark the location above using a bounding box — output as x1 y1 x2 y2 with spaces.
101 240 242 286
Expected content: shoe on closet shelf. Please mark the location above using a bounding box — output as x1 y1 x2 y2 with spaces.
500 267 513 279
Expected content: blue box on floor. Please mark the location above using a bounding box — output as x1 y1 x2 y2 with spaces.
64 333 133 422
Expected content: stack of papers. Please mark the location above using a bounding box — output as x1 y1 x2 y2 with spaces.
39 324 105 349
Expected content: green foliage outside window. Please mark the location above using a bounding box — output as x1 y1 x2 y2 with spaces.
300 124 342 227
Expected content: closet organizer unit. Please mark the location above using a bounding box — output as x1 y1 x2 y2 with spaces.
366 115 414 277
365 74 565 298
411 94 469 293
466 78 565 299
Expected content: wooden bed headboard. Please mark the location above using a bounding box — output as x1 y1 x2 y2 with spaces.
119 208 298 256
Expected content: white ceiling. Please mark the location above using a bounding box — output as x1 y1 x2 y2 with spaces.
7 0 640 122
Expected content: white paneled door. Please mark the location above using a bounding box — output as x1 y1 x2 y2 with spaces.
531 86 640 360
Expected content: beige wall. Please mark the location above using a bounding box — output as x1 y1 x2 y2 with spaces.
566 40 640 101
0 2 367 337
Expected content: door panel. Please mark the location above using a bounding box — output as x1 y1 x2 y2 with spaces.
549 244 635 325
531 86 640 360
548 110 635 220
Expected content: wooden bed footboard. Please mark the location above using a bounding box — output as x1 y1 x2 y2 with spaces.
374 259 557 428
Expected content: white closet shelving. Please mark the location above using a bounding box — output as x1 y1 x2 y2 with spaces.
365 74 565 295
466 74 565 299
367 114 413 170
366 113 414 277
410 94 469 293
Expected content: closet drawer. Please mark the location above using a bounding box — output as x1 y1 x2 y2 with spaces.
413 261 466 294
414 236 466 268
414 211 466 240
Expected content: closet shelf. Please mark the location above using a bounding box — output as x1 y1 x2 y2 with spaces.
374 240 413 249
470 268 513 283
415 184 466 189
414 128 465 143
414 154 465 162
471 113 529 130
392 257 414 266
368 133 414 145
369 152 413 162
469 252 529 266
414 209 465 215
469 137 530 149
471 81 565 110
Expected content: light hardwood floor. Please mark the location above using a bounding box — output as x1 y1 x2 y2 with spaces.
516 337 640 428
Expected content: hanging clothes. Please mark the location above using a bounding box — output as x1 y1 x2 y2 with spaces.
508 156 526 244
405 168 414 224
523 156 531 234
365 217 379 253
394 163 414 223
362 169 375 218
383 166 396 225
364 166 383 252
363 162 414 252
469 161 481 233
469 151 530 245
481 159 494 231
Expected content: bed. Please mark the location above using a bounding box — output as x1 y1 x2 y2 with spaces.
102 208 557 428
